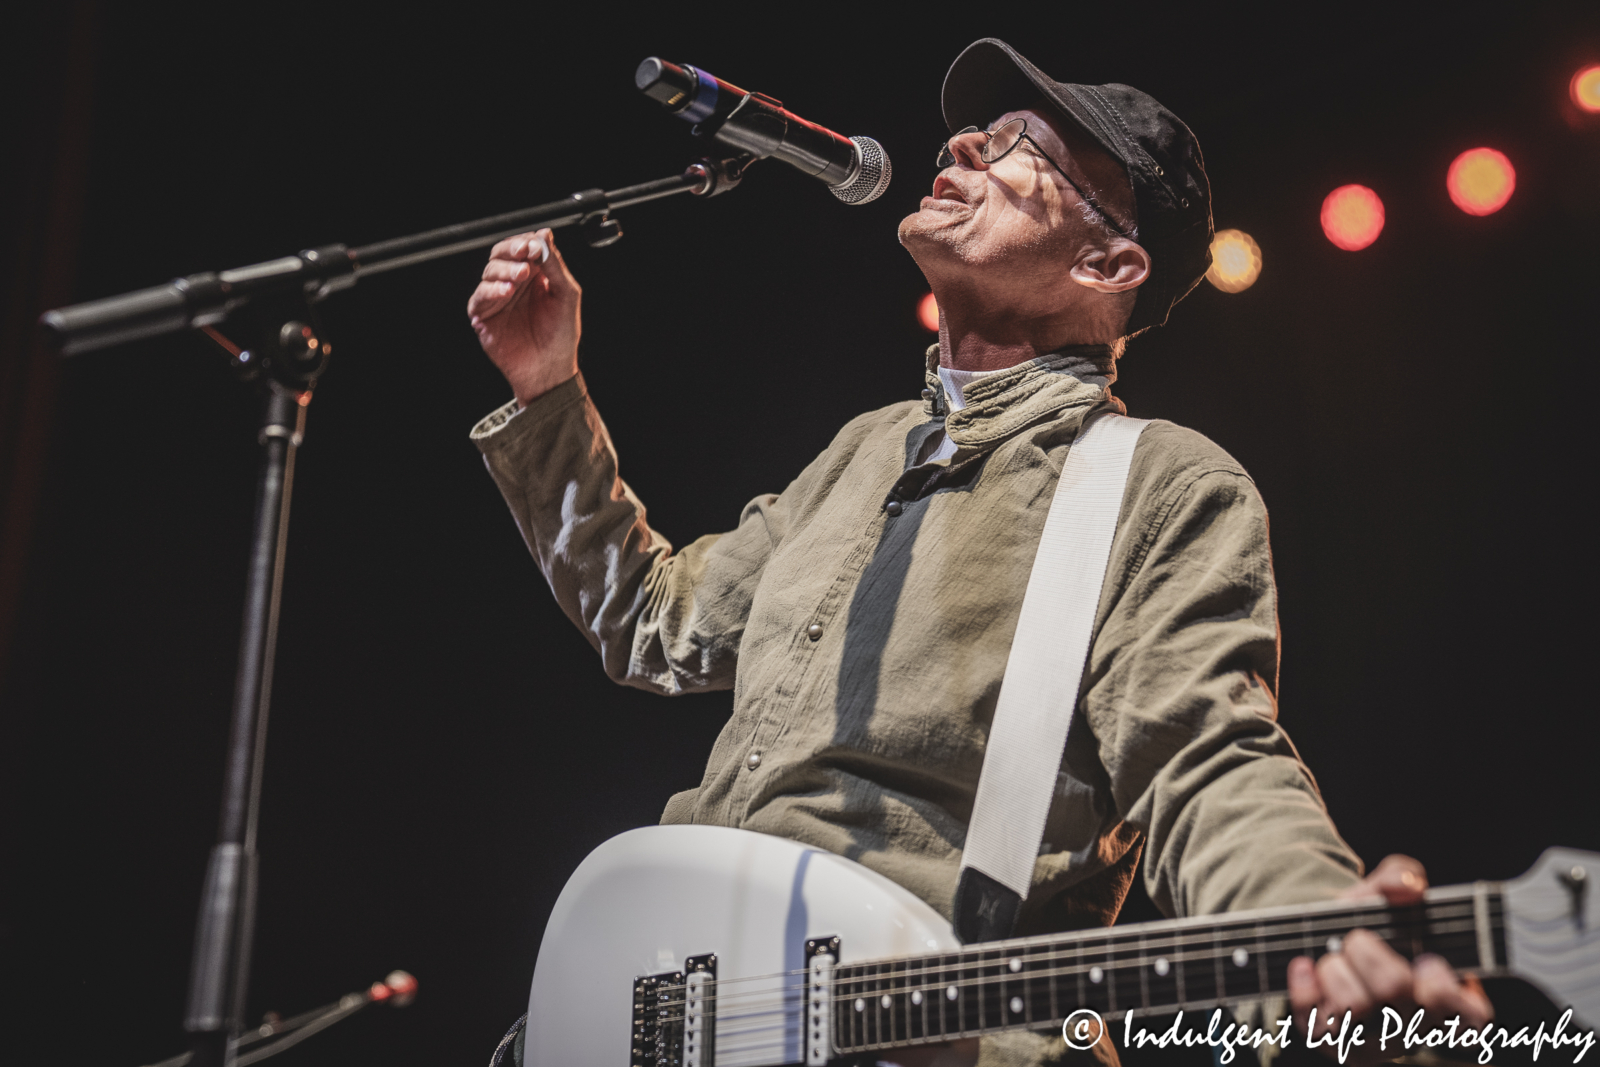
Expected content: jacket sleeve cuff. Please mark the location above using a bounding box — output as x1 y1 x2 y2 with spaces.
468 373 589 454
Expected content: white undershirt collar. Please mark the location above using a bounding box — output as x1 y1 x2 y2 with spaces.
936 364 1003 413
921 365 1005 465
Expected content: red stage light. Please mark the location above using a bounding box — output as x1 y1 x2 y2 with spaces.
1320 185 1385 251
1573 64 1600 113
917 292 940 332
1447 148 1515 216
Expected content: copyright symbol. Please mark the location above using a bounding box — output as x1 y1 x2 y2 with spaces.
1061 1008 1104 1050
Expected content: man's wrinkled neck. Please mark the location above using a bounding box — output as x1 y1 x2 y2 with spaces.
936 301 1118 372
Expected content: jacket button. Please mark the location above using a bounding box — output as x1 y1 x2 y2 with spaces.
806 623 824 641
885 500 903 517
746 751 762 771
921 388 935 400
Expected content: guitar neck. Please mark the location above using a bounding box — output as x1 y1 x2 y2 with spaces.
829 882 1506 1055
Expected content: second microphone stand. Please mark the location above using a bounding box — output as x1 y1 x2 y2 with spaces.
40 152 754 1067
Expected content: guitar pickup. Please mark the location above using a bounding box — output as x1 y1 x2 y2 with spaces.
806 936 841 1067
684 953 717 1067
630 969 681 1067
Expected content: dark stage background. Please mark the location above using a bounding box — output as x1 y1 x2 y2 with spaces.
4 4 1598 1065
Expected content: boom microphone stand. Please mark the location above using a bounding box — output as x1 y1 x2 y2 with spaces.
40 152 752 1067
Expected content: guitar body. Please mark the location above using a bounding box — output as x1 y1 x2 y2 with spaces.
527 826 1599 1067
526 825 961 1066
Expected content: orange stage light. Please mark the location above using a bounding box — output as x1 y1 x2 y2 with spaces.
1447 148 1515 216
1320 185 1385 251
917 292 940 332
1573 64 1600 113
1205 229 1262 293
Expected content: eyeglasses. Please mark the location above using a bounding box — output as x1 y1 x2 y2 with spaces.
935 118 1132 238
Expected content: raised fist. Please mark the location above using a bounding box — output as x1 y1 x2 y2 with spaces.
467 228 581 406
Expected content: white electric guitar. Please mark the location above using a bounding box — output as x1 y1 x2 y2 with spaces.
524 826 1598 1066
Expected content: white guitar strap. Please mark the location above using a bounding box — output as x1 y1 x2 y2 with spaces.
954 412 1148 943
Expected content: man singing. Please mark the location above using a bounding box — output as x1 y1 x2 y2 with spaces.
465 39 1489 1066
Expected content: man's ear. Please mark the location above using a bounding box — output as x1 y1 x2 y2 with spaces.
1070 239 1150 293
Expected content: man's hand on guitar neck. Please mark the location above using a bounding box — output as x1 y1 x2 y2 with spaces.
1288 854 1493 1065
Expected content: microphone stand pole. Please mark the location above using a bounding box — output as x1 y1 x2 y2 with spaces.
39 153 752 1067
185 363 312 1067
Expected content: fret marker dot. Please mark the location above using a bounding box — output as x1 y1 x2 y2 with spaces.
1232 948 1249 968
947 985 959 1001
855 998 865 1013
1154 957 1170 976
882 994 893 1009
1090 966 1104 984
1326 936 1343 954
911 990 923 1005
1011 996 1025 1014
1009 958 1022 972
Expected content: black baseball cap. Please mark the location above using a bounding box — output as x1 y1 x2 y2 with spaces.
942 38 1213 335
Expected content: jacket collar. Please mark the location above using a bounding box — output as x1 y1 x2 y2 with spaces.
921 344 1120 451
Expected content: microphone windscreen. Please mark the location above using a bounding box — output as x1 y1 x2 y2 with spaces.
831 137 892 205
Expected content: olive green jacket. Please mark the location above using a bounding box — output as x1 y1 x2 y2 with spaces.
471 345 1361 935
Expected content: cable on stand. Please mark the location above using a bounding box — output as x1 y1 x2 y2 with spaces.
141 970 419 1067
40 152 753 1067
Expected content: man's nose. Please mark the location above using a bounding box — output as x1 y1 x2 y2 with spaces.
943 129 990 170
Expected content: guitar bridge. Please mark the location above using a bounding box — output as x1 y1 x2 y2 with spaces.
631 969 682 1067
631 954 717 1067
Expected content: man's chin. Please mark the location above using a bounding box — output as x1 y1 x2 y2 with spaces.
897 209 960 250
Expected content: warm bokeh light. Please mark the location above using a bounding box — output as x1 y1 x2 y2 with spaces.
917 292 940 332
1447 148 1515 216
1205 229 1262 293
1320 185 1385 251
1573 64 1600 113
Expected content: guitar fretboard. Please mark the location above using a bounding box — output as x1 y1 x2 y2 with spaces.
829 885 1504 1055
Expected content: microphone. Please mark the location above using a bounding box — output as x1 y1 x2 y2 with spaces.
636 58 891 205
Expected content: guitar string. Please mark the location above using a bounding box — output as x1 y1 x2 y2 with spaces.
649 931 1484 1052
642 909 1484 1018
637 902 1483 1014
652 928 1483 1051
654 938 1485 1035
647 916 1484 1053
668 940 1478 1055
631 894 1493 1056
639 913 1482 1023
828 931 1486 1050
652 926 1481 1055
671 921 1481 1026
638 893 1485 1005
827 920 1482 1001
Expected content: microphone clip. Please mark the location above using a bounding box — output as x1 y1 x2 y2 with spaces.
568 187 624 248
687 155 757 199
581 214 623 248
